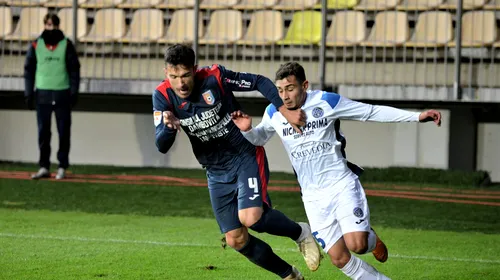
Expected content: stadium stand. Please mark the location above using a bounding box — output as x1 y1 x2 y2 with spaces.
1 0 500 93
157 9 203 44
57 8 87 40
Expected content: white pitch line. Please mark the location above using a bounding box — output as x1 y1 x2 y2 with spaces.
1 232 500 265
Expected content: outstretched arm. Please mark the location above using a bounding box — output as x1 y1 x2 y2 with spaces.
327 93 441 126
231 109 276 147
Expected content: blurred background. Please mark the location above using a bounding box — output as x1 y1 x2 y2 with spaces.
0 0 499 181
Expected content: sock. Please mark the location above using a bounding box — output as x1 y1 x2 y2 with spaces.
237 234 293 279
366 229 377 253
340 255 391 280
249 208 302 241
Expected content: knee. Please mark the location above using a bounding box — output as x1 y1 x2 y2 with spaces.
345 238 368 254
239 207 264 229
329 252 351 269
225 228 248 250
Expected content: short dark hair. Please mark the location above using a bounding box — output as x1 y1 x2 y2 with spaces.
275 62 307 84
43 13 60 27
164 44 196 68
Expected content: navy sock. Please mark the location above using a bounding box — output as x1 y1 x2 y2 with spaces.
250 207 302 241
238 234 293 278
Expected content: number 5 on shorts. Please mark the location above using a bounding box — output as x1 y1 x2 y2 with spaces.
312 231 326 249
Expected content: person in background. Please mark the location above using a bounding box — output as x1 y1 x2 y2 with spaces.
24 12 80 180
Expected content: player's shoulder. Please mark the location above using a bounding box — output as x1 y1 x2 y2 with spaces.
265 103 279 119
153 80 174 109
195 64 225 80
154 79 172 94
315 90 342 109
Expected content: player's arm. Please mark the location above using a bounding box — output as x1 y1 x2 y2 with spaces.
326 92 441 126
219 65 306 133
219 65 284 108
231 108 276 146
152 90 179 154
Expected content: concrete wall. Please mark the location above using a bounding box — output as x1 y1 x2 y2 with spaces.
477 123 500 182
0 109 461 176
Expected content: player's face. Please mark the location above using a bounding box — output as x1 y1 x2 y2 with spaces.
164 64 196 99
276 75 308 110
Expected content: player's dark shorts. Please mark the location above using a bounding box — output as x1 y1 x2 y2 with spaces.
207 146 272 233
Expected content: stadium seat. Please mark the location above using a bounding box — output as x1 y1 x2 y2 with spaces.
354 0 401 10
157 9 203 44
233 0 278 10
325 11 365 47
200 0 239 9
237 10 283 45
361 11 409 47
396 0 443 10
199 10 242 44
483 0 500 9
79 8 126 43
58 8 87 40
118 0 162 8
4 7 47 41
313 0 359 9
405 11 452 47
273 0 319 10
155 0 196 9
277 10 322 45
118 9 163 43
7 0 49 6
80 0 124 8
438 0 486 9
0 7 12 39
44 0 87 7
448 11 497 47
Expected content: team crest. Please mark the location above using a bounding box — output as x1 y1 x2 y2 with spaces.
312 107 324 118
202 90 215 105
353 207 364 218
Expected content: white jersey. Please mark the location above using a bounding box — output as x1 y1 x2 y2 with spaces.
241 90 420 201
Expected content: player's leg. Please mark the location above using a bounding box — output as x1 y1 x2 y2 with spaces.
207 171 302 280
237 147 321 271
311 216 390 280
337 178 388 263
32 104 52 179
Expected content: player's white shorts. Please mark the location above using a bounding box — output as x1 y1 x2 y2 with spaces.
303 177 371 253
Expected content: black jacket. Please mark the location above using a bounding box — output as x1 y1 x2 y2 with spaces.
24 29 80 106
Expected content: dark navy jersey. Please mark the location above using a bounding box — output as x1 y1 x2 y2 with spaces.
152 64 284 171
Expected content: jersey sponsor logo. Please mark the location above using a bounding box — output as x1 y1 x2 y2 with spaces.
282 118 328 137
153 111 162 126
290 141 332 160
312 107 324 118
179 103 231 142
202 90 215 105
225 78 251 89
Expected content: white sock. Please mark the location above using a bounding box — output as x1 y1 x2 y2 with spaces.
366 229 377 253
340 255 391 280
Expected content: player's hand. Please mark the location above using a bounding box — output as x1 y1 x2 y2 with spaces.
279 106 306 134
231 110 252 132
163 111 181 131
419 110 442 127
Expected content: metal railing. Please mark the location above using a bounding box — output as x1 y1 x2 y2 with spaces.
0 0 499 102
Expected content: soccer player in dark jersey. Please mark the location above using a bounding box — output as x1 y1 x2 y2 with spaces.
152 44 321 280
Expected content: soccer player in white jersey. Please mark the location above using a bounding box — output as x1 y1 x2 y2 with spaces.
231 62 442 280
